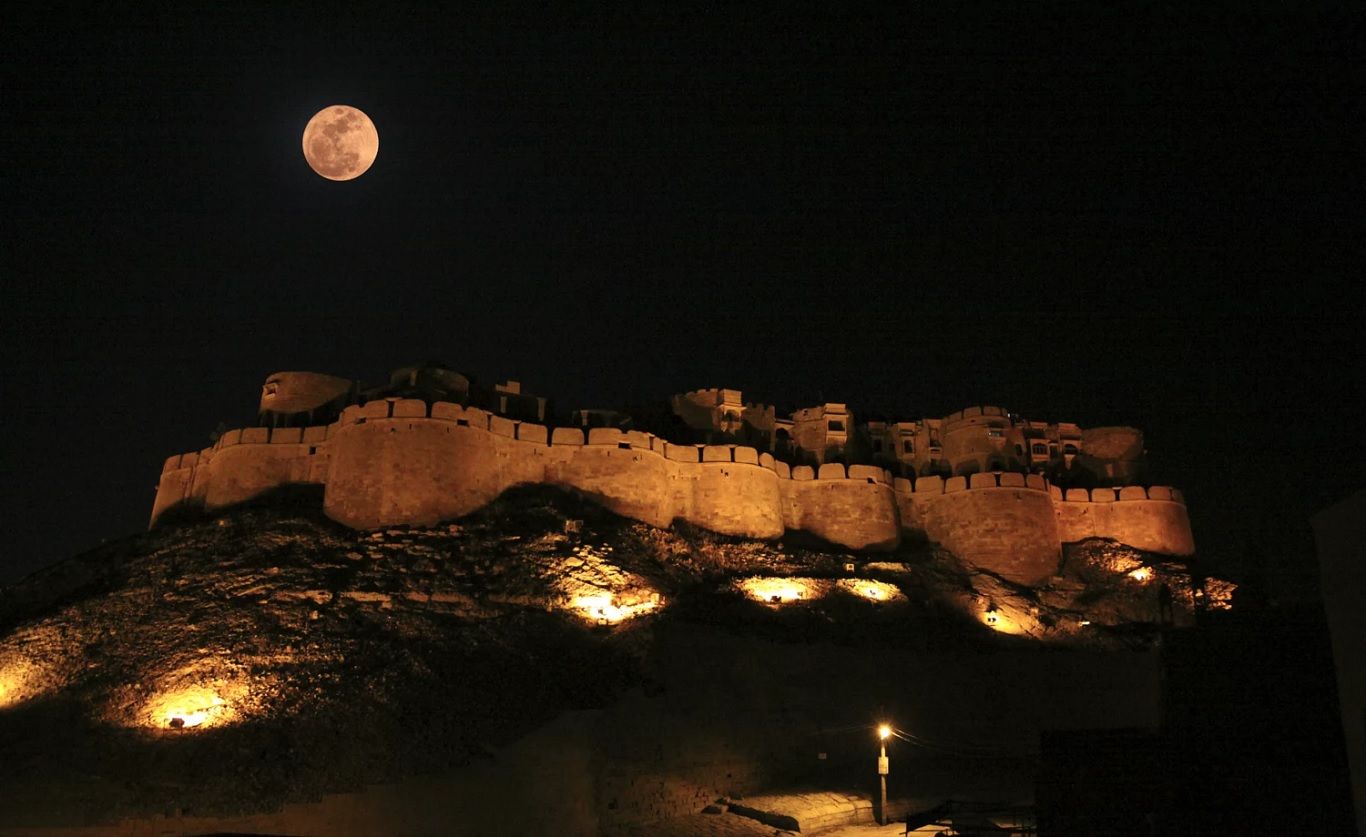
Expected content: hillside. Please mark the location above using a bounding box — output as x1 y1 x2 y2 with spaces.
0 487 1221 831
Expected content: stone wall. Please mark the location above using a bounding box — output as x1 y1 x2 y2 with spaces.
151 399 1198 577
326 404 515 529
1052 485 1195 556
912 472 1062 585
150 425 329 523
554 432 674 529
781 464 900 550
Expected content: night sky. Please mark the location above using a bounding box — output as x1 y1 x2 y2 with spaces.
4 5 1361 594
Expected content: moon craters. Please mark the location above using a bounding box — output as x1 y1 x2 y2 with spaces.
302 105 379 182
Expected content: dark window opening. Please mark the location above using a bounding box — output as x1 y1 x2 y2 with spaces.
1032 444 1048 455
828 420 845 432
903 441 914 454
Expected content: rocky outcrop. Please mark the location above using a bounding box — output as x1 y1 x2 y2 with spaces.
0 487 1229 832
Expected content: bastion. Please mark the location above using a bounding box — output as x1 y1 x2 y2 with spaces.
152 368 1196 586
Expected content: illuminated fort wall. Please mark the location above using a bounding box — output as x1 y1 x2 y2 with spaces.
153 399 1196 586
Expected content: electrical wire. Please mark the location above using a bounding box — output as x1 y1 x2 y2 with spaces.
886 726 1035 760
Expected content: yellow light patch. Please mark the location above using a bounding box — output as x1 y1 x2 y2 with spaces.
737 576 816 604
836 578 903 602
147 685 233 730
0 658 41 709
981 605 1029 635
572 594 658 624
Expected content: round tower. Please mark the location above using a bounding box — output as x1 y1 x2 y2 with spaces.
940 406 1027 476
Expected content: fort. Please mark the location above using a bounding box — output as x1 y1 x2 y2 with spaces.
151 366 1195 586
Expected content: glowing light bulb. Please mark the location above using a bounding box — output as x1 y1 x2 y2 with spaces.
878 724 891 740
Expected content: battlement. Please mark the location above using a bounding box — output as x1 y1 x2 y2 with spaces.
942 405 1011 425
1055 485 1185 504
675 387 745 407
152 375 1197 587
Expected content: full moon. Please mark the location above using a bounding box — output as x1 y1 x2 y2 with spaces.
301 105 379 181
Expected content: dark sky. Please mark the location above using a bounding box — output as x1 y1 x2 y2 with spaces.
3 4 1361 593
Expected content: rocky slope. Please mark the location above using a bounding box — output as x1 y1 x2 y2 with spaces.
0 486 1227 826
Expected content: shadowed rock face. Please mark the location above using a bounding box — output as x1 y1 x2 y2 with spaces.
0 487 1224 832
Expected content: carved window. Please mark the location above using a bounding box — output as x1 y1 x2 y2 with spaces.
1032 444 1048 456
828 420 845 432
903 440 914 454
987 428 1003 438
1064 443 1078 455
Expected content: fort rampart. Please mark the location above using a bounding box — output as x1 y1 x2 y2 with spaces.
153 398 1195 586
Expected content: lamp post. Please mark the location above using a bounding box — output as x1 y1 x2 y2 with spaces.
877 723 891 825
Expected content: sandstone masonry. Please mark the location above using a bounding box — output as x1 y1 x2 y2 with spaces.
150 369 1196 586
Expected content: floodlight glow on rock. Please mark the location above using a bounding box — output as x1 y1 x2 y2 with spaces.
980 602 1033 635
738 577 815 605
124 666 256 731
147 685 233 730
0 658 41 709
837 579 903 602
573 593 658 624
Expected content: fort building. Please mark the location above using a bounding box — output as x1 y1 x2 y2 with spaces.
154 365 1196 587
788 403 851 465
669 388 777 450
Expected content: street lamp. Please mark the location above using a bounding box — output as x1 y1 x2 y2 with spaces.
877 723 891 825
